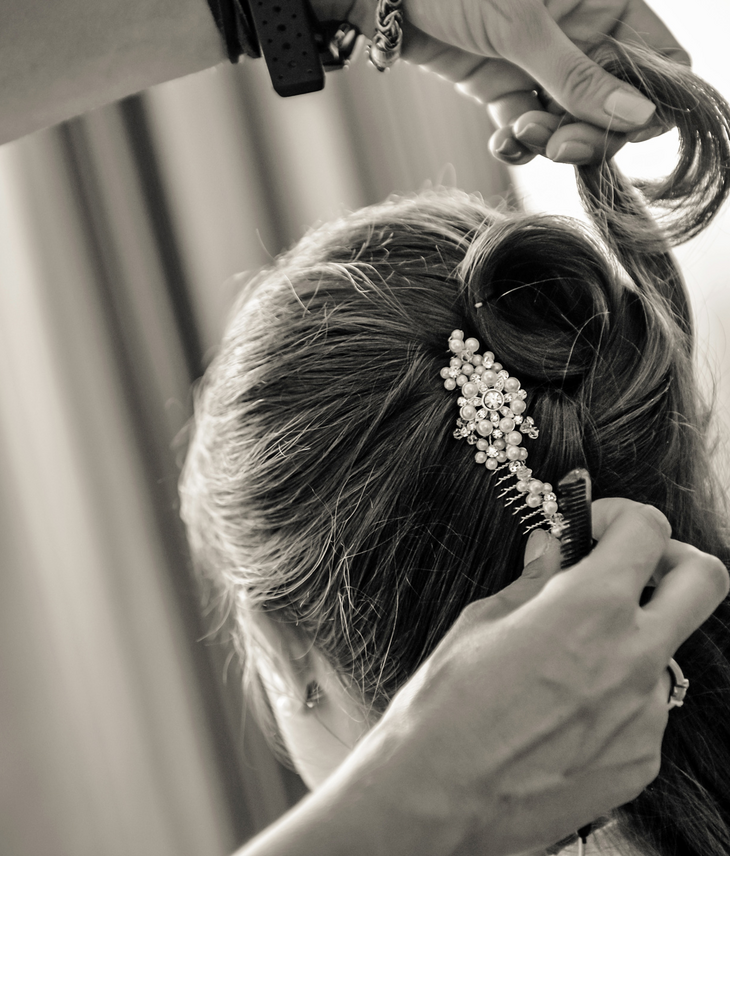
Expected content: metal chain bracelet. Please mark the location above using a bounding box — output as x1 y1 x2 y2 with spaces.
368 0 403 71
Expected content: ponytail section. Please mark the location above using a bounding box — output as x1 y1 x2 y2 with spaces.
454 41 730 558
458 214 628 390
577 40 730 333
582 40 730 249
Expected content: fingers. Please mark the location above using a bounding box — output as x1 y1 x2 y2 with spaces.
489 0 657 132
401 22 669 168
456 57 536 104
626 122 670 144
486 92 545 165
545 119 628 163
591 497 672 540
488 125 537 166
500 531 563 606
588 497 729 659
400 22 499 85
460 531 562 630
400 25 539 167
463 75 631 167
642 540 730 656
512 110 628 164
659 666 673 708
403 32 485 82
585 498 672 595
510 109 559 149
491 104 638 167
488 100 628 168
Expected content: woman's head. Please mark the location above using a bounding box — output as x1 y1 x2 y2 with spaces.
180 41 730 848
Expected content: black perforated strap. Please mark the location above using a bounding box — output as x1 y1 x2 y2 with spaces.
247 0 325 97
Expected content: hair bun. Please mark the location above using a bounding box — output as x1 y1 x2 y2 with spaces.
461 41 730 389
460 214 627 389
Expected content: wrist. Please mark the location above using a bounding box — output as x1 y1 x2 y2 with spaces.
241 717 470 855
321 714 472 855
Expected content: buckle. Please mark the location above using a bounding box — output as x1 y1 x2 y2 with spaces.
314 21 363 70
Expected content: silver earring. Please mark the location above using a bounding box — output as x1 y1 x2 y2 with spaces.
305 680 324 709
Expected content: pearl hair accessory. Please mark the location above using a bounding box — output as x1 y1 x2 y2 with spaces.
440 326 567 537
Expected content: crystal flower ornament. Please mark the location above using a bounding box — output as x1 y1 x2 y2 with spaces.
440 328 567 537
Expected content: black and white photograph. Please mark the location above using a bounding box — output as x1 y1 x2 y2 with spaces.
1 0 728 981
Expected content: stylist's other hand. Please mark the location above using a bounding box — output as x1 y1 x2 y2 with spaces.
343 0 689 166
353 497 728 855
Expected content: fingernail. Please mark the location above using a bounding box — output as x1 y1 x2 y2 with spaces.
629 124 665 144
603 89 656 126
494 141 527 164
524 529 549 566
513 123 553 146
551 141 593 164
495 136 522 156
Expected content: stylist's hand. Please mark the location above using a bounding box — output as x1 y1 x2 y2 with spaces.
346 497 728 856
342 0 689 166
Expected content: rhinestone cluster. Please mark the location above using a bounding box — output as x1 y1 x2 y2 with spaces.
440 329 566 537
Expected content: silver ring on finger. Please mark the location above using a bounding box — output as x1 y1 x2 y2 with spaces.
667 657 689 710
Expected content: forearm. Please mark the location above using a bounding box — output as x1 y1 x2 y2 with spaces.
0 0 225 145
239 723 464 856
238 781 406 856
0 0 382 146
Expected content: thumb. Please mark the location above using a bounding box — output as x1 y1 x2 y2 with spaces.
521 528 562 579
484 530 563 619
493 4 656 130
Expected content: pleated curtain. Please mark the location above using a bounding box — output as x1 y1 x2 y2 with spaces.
0 51 509 854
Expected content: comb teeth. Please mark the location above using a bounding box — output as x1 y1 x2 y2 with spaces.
558 468 593 569
442 331 565 537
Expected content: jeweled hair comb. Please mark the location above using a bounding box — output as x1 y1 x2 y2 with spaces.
440 325 567 537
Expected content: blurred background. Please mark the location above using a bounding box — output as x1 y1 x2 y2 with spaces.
0 1 727 854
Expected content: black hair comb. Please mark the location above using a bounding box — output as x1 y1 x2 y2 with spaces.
558 467 593 570
557 466 595 853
